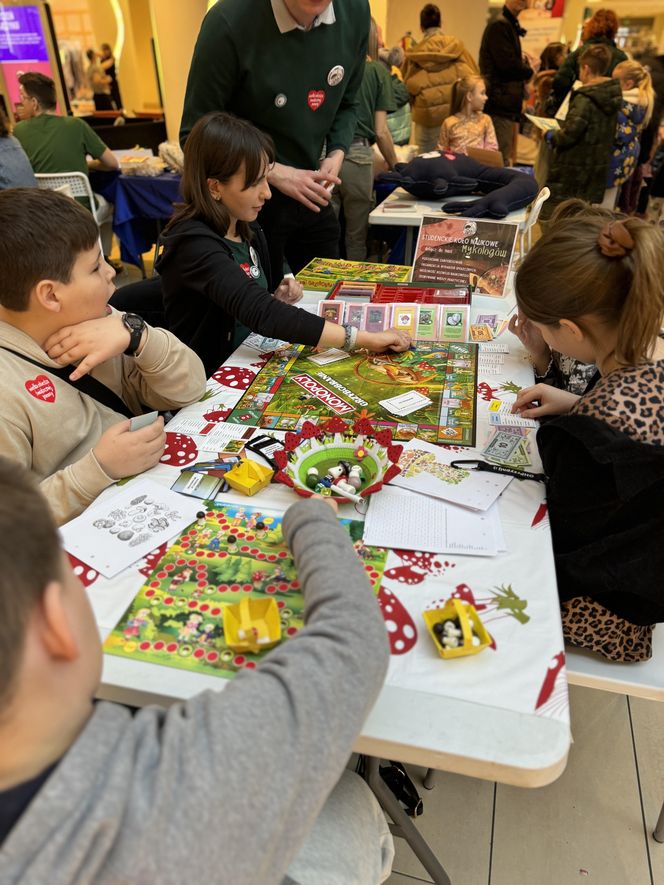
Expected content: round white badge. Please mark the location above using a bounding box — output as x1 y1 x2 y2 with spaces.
327 65 345 87
250 266 260 279
274 93 287 108
249 246 259 266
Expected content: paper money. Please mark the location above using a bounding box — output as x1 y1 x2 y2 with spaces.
469 324 494 342
482 430 522 463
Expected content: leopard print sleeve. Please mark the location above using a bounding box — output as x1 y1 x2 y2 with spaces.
572 362 664 447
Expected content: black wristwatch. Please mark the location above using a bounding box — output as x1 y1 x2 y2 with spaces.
122 312 145 356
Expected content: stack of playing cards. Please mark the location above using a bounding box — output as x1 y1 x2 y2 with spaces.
379 390 433 417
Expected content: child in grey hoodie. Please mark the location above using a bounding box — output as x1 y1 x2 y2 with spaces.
0 460 393 884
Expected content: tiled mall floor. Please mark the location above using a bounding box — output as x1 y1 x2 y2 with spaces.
386 685 664 885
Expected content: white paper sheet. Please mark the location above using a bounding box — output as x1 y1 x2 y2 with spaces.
391 439 512 511
363 486 502 556
60 479 202 578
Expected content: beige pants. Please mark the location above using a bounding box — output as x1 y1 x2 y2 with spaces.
413 122 441 154
331 143 375 261
492 115 516 166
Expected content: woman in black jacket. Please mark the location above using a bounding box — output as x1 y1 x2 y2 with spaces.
157 113 409 377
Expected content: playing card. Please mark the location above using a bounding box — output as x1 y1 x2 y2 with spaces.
469 324 494 342
475 313 498 329
129 410 159 432
379 390 433 416
308 348 351 365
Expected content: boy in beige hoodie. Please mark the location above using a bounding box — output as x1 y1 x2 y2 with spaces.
0 188 206 525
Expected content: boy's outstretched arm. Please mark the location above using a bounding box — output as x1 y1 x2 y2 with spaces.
112 499 390 884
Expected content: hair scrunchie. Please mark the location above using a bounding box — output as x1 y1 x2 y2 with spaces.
597 221 635 258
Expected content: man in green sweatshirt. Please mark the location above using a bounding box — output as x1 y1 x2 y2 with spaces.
180 0 370 280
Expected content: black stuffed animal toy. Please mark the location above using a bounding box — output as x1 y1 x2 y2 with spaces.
378 151 538 218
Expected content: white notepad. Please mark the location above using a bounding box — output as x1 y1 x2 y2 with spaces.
363 486 504 557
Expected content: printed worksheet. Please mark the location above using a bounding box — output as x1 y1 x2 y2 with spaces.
391 439 511 511
60 480 201 578
164 416 253 451
363 486 503 556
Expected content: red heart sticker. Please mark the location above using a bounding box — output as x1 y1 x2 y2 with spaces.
25 374 56 403
307 90 325 111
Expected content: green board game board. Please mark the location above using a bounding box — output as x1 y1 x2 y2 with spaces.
226 343 478 446
104 502 388 679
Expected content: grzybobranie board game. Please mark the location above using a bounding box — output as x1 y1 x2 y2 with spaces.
225 343 478 446
104 502 388 679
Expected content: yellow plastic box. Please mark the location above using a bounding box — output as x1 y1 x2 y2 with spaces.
223 597 282 654
423 599 491 659
225 458 274 496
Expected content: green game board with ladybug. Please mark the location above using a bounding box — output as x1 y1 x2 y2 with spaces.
104 502 388 679
225 342 478 446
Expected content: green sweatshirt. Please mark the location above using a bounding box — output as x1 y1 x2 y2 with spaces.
180 0 370 169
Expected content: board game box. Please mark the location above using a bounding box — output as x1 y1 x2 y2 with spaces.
225 343 478 446
104 502 388 679
327 281 471 305
295 257 412 292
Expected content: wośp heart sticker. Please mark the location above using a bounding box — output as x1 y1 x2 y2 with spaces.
307 90 325 111
25 374 56 403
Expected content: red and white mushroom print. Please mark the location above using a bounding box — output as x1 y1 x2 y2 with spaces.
138 543 168 578
67 553 99 587
449 583 483 610
160 432 199 467
535 651 566 712
210 366 256 390
384 550 454 585
377 586 417 654
202 405 231 423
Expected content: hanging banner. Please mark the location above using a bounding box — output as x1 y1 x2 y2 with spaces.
520 1 565 59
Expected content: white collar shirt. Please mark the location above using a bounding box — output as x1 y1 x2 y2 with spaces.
270 0 336 33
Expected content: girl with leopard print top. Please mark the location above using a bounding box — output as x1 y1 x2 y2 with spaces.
510 199 664 661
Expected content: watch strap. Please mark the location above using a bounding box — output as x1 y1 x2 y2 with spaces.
341 323 358 353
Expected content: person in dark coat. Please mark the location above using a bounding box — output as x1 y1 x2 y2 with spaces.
542 45 622 219
548 8 627 114
157 112 410 377
479 0 535 165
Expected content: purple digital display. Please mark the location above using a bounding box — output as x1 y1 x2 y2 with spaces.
0 5 49 63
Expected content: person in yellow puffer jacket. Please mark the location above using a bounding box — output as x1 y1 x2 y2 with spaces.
402 3 478 152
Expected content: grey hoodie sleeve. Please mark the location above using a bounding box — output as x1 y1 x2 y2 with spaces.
120 499 389 884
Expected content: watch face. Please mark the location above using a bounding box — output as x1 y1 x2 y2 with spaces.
125 313 144 332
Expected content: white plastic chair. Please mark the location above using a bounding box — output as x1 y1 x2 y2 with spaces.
513 186 550 262
34 172 99 223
